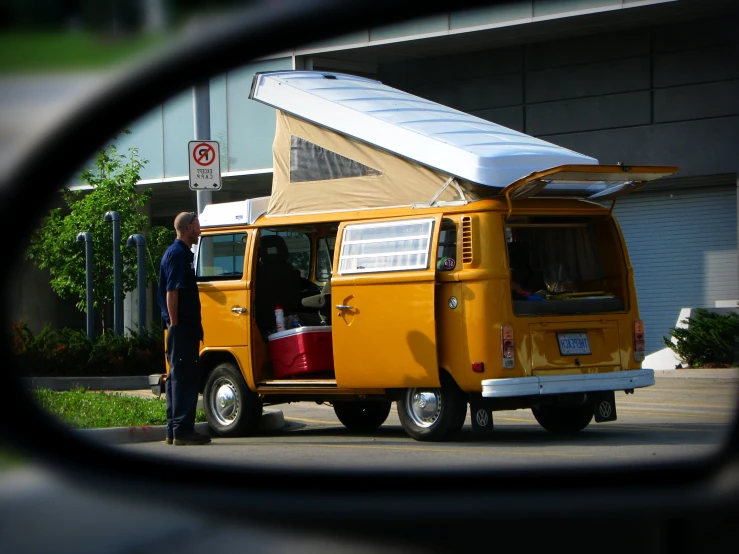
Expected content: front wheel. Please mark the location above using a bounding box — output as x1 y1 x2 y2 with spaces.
333 400 392 432
532 404 593 434
203 362 263 437
397 375 468 442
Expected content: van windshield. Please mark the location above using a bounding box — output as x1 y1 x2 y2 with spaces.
506 216 627 315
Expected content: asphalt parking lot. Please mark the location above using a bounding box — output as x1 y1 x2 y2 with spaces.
118 369 739 470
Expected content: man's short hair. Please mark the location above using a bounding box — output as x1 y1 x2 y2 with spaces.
174 211 197 232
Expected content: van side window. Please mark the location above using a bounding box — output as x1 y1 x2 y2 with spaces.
338 218 434 274
436 218 457 271
195 233 247 279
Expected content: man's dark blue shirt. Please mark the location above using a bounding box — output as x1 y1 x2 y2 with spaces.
158 239 203 340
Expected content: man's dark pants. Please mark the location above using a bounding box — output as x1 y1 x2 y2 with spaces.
165 325 202 439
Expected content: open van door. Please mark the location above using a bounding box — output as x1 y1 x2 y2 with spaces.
330 215 442 389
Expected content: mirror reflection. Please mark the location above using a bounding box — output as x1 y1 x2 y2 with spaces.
4 0 739 471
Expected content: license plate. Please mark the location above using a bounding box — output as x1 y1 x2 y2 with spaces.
557 332 591 355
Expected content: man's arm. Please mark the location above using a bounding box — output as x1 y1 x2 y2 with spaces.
166 289 179 327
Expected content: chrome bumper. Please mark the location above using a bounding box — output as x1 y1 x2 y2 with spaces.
481 369 654 398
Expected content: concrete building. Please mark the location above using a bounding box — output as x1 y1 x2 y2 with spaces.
9 0 739 364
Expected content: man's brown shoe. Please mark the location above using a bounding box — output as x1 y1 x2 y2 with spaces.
173 431 211 446
165 437 173 445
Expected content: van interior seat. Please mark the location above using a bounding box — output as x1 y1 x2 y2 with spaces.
256 234 303 331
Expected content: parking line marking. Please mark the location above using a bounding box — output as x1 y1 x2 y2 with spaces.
612 424 730 433
618 409 732 419
286 416 338 425
649 388 738 396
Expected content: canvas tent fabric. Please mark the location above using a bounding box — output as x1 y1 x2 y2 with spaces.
267 110 479 217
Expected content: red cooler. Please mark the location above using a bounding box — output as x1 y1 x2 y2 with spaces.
268 326 334 378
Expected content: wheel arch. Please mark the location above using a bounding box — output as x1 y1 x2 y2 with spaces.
388 368 465 402
439 367 465 394
199 349 243 393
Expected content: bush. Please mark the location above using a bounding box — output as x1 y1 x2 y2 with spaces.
10 320 165 377
663 309 739 368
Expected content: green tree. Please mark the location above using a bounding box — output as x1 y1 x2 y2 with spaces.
26 134 174 331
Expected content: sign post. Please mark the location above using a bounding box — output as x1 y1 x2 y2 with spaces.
188 140 222 191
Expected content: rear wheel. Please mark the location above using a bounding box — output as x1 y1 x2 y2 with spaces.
333 400 392 432
204 362 263 437
532 404 593 434
397 375 467 442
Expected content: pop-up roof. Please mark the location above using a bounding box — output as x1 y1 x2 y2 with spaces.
249 71 678 216
250 70 597 189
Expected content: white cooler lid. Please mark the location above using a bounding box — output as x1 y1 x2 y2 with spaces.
268 325 332 341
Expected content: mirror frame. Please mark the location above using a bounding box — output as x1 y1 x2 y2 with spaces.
1 0 737 543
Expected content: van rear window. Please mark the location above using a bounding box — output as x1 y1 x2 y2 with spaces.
506 217 626 315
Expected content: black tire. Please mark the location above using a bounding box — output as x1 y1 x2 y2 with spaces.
333 400 392 432
396 374 468 442
532 404 593 434
203 362 263 437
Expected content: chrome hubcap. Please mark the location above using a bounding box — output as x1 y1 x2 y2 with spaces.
210 377 240 427
406 388 442 428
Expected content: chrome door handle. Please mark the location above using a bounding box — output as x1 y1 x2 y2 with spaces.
231 307 247 313
335 305 354 310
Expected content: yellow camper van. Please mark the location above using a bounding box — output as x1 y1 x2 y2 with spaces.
153 71 677 442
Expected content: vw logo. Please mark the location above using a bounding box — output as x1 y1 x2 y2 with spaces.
475 409 489 427
598 401 613 419
448 296 458 309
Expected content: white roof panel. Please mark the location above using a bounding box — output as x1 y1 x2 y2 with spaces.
199 196 270 227
249 70 597 188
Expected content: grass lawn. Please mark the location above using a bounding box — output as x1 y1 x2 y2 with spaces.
31 388 206 429
0 31 171 73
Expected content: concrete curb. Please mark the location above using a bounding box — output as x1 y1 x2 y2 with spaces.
78 410 286 445
23 376 150 391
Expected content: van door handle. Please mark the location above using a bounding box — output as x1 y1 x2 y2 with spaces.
335 305 353 310
231 307 247 314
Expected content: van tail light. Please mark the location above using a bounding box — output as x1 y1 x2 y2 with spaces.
501 324 515 369
634 320 646 362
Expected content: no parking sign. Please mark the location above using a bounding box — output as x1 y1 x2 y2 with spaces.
188 140 222 191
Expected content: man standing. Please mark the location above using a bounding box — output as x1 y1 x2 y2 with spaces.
157 211 210 446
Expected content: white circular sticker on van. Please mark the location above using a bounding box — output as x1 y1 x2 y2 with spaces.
448 297 458 309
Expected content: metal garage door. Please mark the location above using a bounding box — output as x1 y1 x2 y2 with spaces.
613 185 737 354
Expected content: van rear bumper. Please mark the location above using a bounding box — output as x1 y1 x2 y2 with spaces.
481 369 654 398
